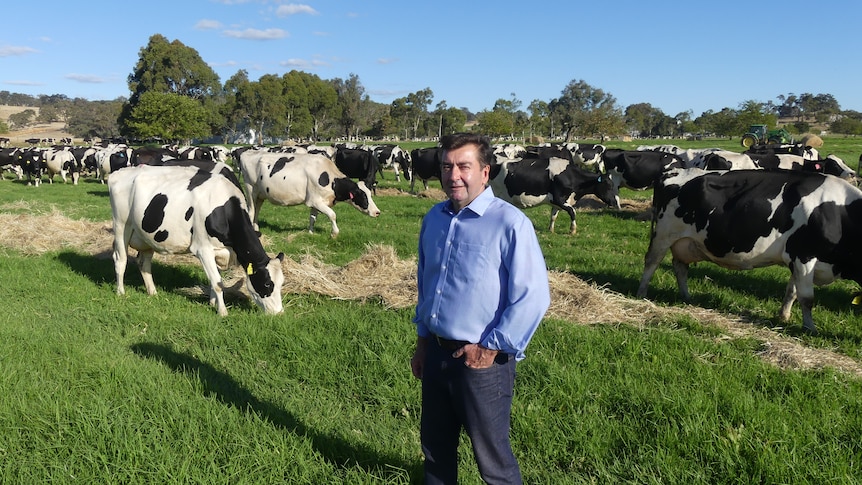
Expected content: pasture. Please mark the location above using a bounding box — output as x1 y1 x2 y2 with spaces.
1 137 862 483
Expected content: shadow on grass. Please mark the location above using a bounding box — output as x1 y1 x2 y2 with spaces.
130 342 422 483
56 250 212 293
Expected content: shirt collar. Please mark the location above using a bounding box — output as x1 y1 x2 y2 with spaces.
443 185 492 216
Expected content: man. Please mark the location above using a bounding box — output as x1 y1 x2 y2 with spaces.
410 133 551 484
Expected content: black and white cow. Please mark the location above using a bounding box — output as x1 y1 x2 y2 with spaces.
637 167 862 334
96 145 133 183
0 147 23 179
17 148 45 186
131 146 181 166
239 151 381 238
373 145 411 182
334 147 380 194
43 148 79 184
601 149 685 190
409 147 443 192
108 162 285 316
567 143 607 168
489 156 621 235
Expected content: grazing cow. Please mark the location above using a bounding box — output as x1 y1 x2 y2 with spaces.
602 149 684 190
488 157 620 235
108 163 285 316
524 145 574 162
373 145 411 182
334 147 379 194
239 151 380 238
637 167 862 334
689 150 759 170
43 148 79 184
409 147 443 192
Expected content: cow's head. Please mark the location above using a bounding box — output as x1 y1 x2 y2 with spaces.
333 178 381 217
245 253 286 315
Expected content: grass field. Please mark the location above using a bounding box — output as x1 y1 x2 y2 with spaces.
1 137 861 483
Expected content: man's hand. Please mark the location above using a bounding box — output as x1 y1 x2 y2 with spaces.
410 337 428 379
453 343 499 369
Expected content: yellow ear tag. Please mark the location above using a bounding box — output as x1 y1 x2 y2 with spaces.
853 295 862 306
246 263 254 275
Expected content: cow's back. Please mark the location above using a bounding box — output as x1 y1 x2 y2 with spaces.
240 151 341 206
109 164 243 254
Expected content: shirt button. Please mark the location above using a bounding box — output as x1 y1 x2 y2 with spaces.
431 314 436 319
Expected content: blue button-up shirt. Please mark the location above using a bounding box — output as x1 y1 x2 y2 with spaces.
413 187 551 361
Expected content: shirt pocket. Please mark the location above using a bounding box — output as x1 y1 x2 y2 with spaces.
449 241 491 287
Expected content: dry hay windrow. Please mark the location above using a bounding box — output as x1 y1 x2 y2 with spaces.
2 203 860 377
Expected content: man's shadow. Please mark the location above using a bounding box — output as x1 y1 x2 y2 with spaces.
130 342 422 482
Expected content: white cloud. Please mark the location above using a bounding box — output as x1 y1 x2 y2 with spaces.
377 58 398 65
223 28 288 40
195 19 223 30
65 74 107 84
0 45 38 57
276 4 318 17
4 80 44 86
280 58 329 69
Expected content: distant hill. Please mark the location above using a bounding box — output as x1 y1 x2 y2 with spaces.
1 105 74 144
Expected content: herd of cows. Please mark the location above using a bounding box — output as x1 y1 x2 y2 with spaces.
1 138 861 334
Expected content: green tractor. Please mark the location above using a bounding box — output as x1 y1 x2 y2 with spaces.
741 124 793 148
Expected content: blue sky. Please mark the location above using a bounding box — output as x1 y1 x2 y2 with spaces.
2 0 860 117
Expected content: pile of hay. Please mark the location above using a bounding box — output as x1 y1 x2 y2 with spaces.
800 133 824 148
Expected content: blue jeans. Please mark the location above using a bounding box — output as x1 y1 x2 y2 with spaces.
420 338 521 485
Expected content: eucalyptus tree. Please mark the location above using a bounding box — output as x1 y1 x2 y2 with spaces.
120 34 222 138
331 73 366 140
550 79 623 141
233 74 287 144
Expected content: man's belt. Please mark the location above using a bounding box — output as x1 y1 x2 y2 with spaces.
432 334 470 351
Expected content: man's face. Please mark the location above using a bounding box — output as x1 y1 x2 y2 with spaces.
441 144 490 212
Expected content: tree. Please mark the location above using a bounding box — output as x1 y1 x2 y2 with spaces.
124 91 210 143
66 98 124 139
331 74 366 139
8 109 35 129
121 34 222 138
281 70 313 140
527 99 550 141
476 109 514 138
234 74 288 144
301 72 340 141
736 100 776 132
0 119 8 134
550 80 622 141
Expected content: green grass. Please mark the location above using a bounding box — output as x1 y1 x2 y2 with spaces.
1 137 862 483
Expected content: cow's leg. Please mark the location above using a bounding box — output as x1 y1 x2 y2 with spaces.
779 280 797 322
548 208 558 233
636 239 673 298
308 208 319 234
316 205 340 238
787 264 818 334
671 258 691 302
136 249 157 296
196 251 228 316
113 239 129 296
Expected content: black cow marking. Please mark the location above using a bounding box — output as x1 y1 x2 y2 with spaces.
142 194 168 233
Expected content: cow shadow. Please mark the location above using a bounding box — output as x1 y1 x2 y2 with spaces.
56 250 207 293
130 342 421 482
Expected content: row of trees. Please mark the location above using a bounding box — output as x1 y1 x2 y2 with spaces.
4 34 862 142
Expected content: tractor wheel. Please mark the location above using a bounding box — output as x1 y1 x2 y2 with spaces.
767 137 782 145
741 135 757 148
